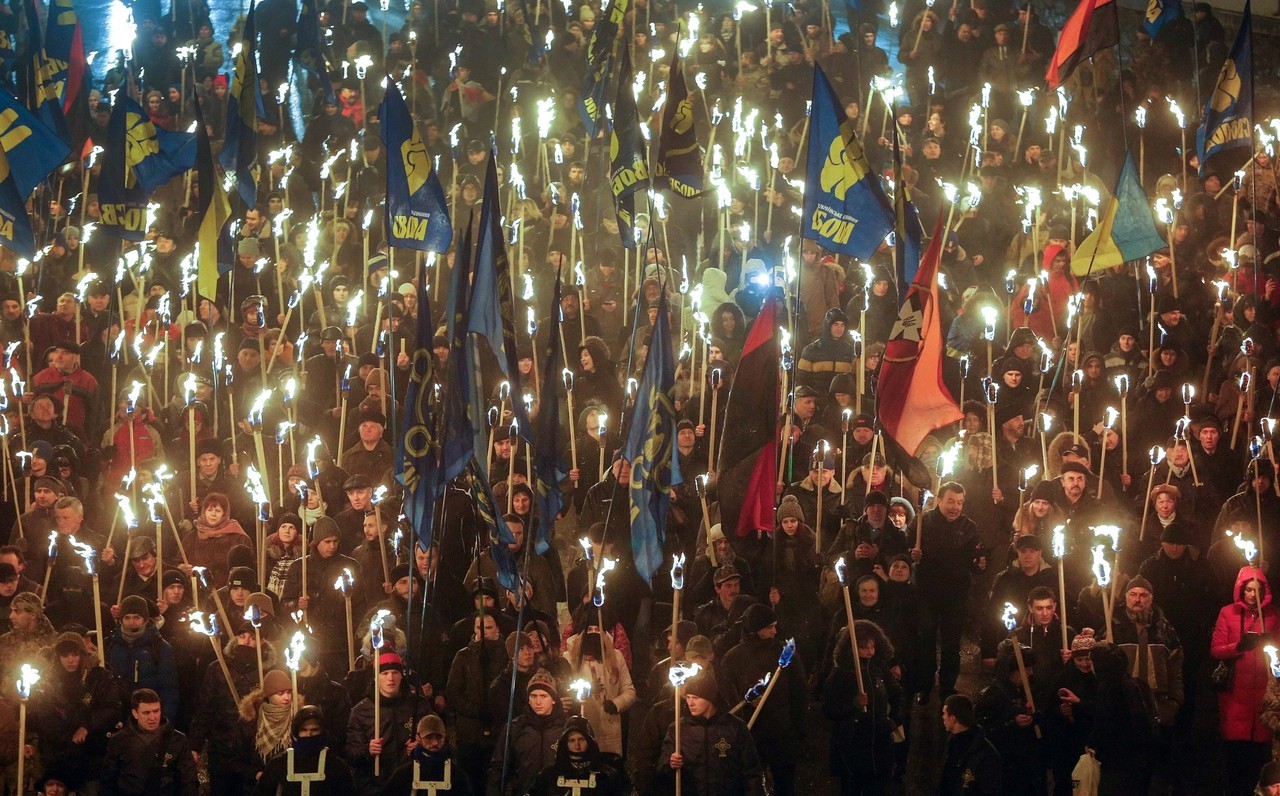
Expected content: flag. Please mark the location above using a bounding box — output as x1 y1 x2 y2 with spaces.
609 47 649 248
877 215 963 463
891 125 924 287
531 273 564 556
467 152 528 470
380 80 451 253
23 0 69 145
194 96 231 300
1142 0 1180 37
0 86 69 197
1046 0 1119 90
1196 2 1252 177
578 0 630 136
462 458 521 592
396 275 441 551
43 0 88 151
653 50 703 198
221 2 262 207
294 0 336 105
717 296 780 538
100 94 196 241
803 65 893 259
440 219 477 486
1071 154 1165 276
622 290 680 585
0 143 37 259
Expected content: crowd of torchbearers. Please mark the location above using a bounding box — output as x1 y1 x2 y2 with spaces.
0 0 1279 791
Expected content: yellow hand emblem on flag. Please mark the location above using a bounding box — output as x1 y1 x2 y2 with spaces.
1145 0 1163 24
1211 57 1242 112
124 112 160 189
400 128 431 195
821 125 870 200
672 98 694 135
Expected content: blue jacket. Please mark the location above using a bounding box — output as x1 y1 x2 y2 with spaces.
104 624 180 719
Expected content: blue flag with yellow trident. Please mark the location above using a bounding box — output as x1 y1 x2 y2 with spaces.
380 79 451 253
99 93 196 241
23 0 69 145
0 87 69 197
803 65 893 259
221 2 263 207
1142 0 1180 37
0 144 37 259
622 290 681 586
293 0 336 105
1197 1 1252 177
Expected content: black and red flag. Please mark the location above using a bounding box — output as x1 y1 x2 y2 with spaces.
1046 0 1119 90
717 295 781 538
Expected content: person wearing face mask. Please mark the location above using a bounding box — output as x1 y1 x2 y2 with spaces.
488 669 567 796
250 706 355 796
561 621 635 757
379 713 474 796
528 715 629 796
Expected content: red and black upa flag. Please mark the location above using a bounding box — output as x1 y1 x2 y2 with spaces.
653 50 704 198
716 295 780 538
1046 0 1119 90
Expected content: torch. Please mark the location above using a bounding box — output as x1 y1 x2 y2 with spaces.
245 602 265 689
747 638 796 728
707 367 723 474
670 554 685 656
336 568 356 671
1233 368 1252 450
668 662 702 796
1091 543 1114 640
985 379 1000 498
370 608 389 775
840 409 853 505
71 538 104 650
593 557 616 634
39 530 57 604
596 411 609 481
15 663 39 795
564 369 578 485
1114 374 1129 480
834 557 865 694
285 631 306 716
1001 603 1040 737
191 612 239 702
183 372 198 502
1139 446 1166 540
1052 524 1069 652
336 365 352 466
569 677 592 716
1097 407 1118 498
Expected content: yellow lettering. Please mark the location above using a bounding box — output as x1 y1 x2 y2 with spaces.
393 215 429 241
810 208 855 245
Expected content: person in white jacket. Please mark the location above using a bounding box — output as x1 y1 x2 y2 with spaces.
561 620 637 755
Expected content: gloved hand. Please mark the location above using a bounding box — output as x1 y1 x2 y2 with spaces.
1238 633 1262 653
602 700 618 715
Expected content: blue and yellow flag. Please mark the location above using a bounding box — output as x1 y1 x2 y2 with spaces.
1071 154 1166 276
380 80 451 253
441 217 476 485
1142 0 1180 37
463 458 520 592
194 96 231 300
578 0 629 136
891 121 924 288
609 47 648 249
221 3 262 207
23 0 69 145
622 290 681 586
1196 1 1252 177
532 273 564 556
294 0 336 105
803 65 893 259
0 144 37 259
99 94 195 241
653 50 703 199
396 274 441 552
0 86 69 197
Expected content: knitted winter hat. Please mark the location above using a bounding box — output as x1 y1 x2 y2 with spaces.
1125 575 1153 594
526 668 558 697
263 669 292 697
1070 628 1097 657
776 495 804 524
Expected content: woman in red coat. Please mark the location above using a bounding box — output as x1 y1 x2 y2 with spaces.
1210 566 1279 796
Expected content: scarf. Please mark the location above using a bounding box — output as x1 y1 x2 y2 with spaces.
119 623 148 644
195 517 248 540
255 701 294 761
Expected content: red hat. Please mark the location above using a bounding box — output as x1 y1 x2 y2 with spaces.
377 651 404 673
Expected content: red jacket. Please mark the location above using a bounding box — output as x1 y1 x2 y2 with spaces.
32 366 98 433
1211 566 1279 742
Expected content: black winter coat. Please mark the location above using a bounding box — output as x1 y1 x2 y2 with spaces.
251 746 357 796
101 719 198 796
939 727 1003 795
190 642 274 772
344 689 420 794
718 636 807 767
654 711 765 796
445 639 508 746
487 705 568 796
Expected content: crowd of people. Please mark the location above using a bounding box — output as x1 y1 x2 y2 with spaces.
0 0 1276 792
